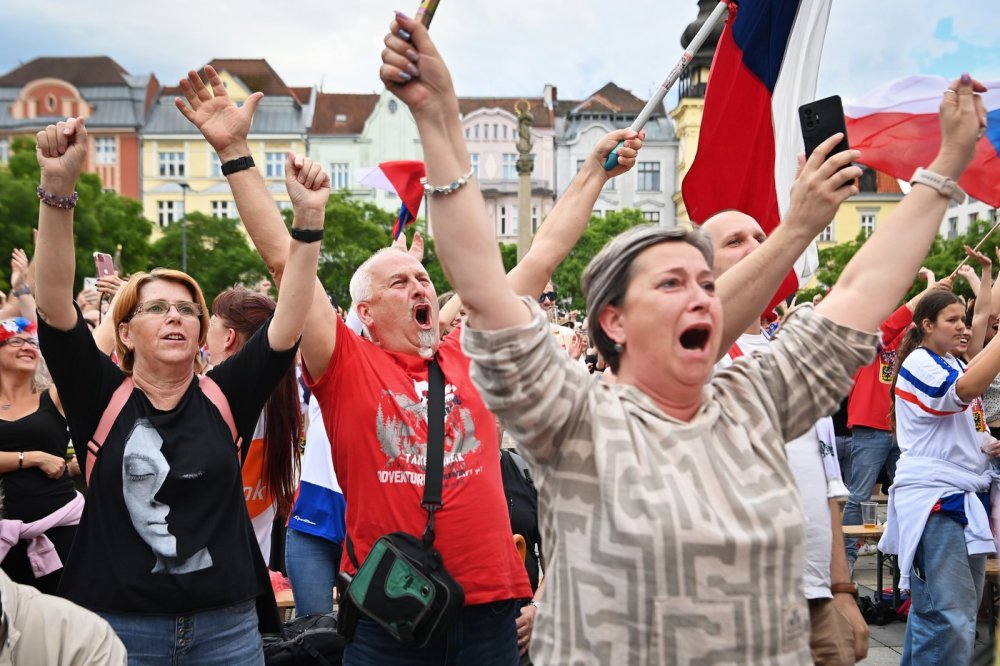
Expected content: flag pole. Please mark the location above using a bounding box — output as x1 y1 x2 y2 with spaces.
948 216 1000 278
604 0 730 170
416 0 440 27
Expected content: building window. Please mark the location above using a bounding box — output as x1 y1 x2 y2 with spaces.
265 152 285 178
158 151 185 177
46 94 57 112
277 200 293 211
465 127 470 139
502 154 517 180
470 153 479 179
637 162 661 191
210 154 222 177
576 159 585 173
493 124 499 140
592 209 603 218
474 125 480 140
157 201 182 227
532 206 539 233
503 126 508 140
969 212 980 228
212 200 235 219
990 208 998 224
860 212 876 237
947 217 958 239
642 211 661 224
329 163 350 190
499 205 508 236
94 137 117 164
819 222 834 242
0 138 8 165
858 168 878 193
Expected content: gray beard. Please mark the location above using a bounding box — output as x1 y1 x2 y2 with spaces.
417 329 437 358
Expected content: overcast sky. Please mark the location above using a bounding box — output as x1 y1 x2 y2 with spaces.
3 1 998 107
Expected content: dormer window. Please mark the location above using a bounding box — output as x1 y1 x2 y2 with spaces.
335 113 347 123
46 94 57 112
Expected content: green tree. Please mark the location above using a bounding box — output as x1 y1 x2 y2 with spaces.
551 209 647 312
149 212 268 304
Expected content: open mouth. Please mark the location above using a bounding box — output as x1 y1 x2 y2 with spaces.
162 333 186 342
679 326 710 351
413 303 432 329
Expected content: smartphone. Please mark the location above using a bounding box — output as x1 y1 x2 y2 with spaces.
83 276 98 291
94 252 115 278
799 95 851 158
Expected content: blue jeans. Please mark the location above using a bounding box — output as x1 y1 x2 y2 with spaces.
99 599 263 665
835 434 852 489
900 513 986 665
285 528 342 616
843 426 900 567
343 599 520 666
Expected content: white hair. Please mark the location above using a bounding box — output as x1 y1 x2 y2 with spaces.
348 247 410 304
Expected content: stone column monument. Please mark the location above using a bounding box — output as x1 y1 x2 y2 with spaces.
514 99 535 261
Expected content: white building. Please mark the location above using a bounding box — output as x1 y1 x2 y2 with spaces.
940 196 998 239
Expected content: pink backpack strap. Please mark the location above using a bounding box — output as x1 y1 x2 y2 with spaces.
87 377 135 485
197 375 241 451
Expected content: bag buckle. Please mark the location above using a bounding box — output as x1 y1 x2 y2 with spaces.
421 503 439 548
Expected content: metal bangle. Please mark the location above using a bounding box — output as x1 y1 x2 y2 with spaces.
421 166 475 197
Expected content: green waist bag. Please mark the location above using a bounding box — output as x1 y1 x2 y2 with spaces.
346 530 464 648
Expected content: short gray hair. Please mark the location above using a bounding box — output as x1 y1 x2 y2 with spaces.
348 247 409 304
582 225 713 373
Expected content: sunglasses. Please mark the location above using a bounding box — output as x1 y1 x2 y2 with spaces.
131 299 203 319
0 337 39 348
538 291 557 303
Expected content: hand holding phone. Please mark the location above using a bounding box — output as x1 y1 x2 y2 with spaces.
93 252 115 278
799 95 850 158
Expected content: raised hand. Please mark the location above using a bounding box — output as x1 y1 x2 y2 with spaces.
963 244 992 269
95 272 124 301
932 275 955 292
35 117 88 194
588 129 645 180
917 266 936 288
175 66 262 162
10 248 29 291
934 74 988 179
379 12 457 119
285 154 331 217
784 134 863 240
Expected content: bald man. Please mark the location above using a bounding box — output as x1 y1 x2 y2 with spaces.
703 210 869 665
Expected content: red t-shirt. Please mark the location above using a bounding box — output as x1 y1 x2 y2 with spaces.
846 303 913 431
306 317 531 605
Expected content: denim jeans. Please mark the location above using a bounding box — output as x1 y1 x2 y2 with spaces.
900 513 986 665
843 426 899 567
343 598 520 666
99 599 263 665
284 528 342 616
834 434 852 489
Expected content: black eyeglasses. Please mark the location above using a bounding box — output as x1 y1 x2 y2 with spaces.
538 291 557 303
0 337 39 348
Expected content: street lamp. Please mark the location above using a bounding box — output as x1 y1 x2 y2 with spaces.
178 182 191 273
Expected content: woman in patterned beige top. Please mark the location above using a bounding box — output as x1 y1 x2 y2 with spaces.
380 14 987 664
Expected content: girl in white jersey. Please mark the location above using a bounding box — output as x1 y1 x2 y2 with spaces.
882 289 1000 665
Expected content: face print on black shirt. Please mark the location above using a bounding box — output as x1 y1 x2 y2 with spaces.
122 419 213 574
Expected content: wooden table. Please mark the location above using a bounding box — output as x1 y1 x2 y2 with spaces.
842 524 902 608
276 588 295 622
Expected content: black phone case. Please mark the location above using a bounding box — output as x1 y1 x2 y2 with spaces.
799 95 850 157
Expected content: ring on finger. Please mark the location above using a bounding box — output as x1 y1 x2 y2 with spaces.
944 89 957 96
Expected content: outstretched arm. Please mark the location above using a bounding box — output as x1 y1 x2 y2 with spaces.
713 135 863 356
960 246 992 358
267 154 329 351
381 13 528 330
507 129 643 298
33 118 89 331
175 66 339 376
816 74 986 332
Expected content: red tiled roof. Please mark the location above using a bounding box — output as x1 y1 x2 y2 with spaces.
458 97 552 128
572 83 647 114
875 170 903 194
290 87 313 105
311 92 380 134
0 56 129 86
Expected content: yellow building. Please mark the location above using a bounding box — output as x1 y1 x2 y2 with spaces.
140 60 310 233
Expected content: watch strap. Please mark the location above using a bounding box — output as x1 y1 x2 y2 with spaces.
910 167 966 204
221 156 256 176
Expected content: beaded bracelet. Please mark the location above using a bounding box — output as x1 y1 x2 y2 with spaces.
37 186 79 209
421 166 475 197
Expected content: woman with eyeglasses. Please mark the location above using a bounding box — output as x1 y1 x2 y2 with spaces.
0 316 79 594
31 115 328 664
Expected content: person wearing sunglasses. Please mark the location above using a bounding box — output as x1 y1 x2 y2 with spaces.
32 114 328 664
0 316 79 595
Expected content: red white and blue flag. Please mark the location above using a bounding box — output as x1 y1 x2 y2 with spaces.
683 0 831 305
357 160 427 239
845 76 1000 207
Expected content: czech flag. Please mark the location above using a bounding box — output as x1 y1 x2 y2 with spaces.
683 0 831 307
357 160 427 239
845 76 1000 207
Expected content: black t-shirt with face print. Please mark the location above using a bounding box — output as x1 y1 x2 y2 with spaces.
38 305 297 615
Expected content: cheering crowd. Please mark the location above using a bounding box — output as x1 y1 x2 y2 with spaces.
0 10 994 666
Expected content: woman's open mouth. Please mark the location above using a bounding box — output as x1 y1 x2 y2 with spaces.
679 326 711 351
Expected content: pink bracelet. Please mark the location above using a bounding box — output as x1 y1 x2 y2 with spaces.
37 186 78 209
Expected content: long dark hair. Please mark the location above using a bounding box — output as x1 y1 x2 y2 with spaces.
888 290 961 432
212 287 301 515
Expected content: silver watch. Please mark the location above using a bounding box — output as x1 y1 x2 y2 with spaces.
910 167 966 204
